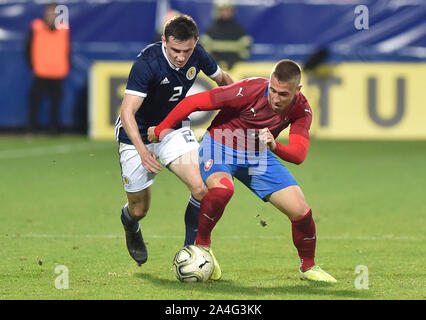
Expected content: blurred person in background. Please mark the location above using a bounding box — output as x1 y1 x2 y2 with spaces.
201 0 252 70
25 3 70 135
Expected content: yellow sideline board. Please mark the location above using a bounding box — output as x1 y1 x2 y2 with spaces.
89 61 132 140
89 61 426 140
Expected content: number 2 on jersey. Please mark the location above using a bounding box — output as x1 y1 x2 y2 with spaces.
182 129 195 143
169 86 183 102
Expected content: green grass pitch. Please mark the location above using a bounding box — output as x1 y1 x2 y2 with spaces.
0 135 425 300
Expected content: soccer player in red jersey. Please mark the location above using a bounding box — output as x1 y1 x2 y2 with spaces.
148 59 336 282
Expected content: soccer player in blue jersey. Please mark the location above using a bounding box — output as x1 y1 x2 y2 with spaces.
115 15 233 265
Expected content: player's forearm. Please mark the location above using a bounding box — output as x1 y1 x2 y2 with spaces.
120 94 148 152
154 91 216 137
216 71 234 86
272 134 309 165
121 109 148 154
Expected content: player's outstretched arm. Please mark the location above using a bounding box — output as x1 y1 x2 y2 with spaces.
153 90 219 139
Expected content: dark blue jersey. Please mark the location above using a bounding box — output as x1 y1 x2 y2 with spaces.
116 41 220 144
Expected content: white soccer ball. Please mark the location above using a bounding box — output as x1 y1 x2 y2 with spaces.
173 245 214 282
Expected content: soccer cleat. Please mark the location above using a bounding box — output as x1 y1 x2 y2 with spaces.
299 265 337 283
124 226 148 266
198 246 222 281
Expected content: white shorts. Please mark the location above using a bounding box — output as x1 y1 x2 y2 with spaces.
118 127 199 193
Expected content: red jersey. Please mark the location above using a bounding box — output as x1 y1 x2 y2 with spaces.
155 77 313 164
206 77 312 150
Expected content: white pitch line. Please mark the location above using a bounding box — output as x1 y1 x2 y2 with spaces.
2 234 424 241
0 142 112 160
3 234 121 239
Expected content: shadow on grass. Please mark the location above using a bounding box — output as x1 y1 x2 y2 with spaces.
135 272 371 300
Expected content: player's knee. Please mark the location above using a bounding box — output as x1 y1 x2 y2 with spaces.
218 177 234 199
206 179 234 211
133 208 149 220
289 188 310 219
219 177 234 191
128 201 149 220
190 183 208 201
292 203 311 220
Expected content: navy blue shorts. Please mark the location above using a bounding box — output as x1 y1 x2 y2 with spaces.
199 134 298 201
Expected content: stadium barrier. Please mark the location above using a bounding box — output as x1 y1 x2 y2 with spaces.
89 61 426 140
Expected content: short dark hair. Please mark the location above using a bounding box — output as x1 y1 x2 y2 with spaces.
163 15 199 41
272 59 302 85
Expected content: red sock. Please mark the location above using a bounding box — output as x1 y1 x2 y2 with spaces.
291 209 316 272
196 187 233 247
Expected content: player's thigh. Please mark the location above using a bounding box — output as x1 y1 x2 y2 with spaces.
266 185 310 220
168 148 207 200
199 132 235 190
158 127 199 167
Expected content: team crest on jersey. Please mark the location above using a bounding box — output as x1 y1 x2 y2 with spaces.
123 175 131 185
186 66 196 80
204 159 213 171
